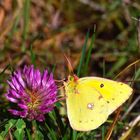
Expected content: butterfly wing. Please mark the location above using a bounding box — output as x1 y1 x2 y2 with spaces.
78 77 133 115
66 83 109 131
65 76 133 131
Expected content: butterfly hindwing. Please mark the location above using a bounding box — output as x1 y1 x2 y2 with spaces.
66 83 109 131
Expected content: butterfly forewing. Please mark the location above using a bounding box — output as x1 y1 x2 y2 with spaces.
79 77 133 115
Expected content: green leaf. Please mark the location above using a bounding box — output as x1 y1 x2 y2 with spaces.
0 134 3 140
72 130 77 140
84 28 96 75
14 119 26 140
45 122 57 140
32 121 44 140
0 119 17 138
101 126 105 140
77 30 90 77
26 128 32 140
22 0 31 52
34 130 44 140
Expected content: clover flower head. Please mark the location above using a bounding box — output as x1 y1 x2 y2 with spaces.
5 65 57 121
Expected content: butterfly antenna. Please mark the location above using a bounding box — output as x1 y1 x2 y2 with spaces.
55 79 66 83
63 53 74 75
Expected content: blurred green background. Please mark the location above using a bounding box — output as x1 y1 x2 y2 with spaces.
0 0 140 77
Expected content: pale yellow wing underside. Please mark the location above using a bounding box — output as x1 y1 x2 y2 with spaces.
65 76 133 131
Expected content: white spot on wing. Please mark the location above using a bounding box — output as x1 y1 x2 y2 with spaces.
87 103 94 110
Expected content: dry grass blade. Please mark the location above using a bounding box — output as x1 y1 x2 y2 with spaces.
122 95 140 120
0 6 5 27
132 17 140 53
78 0 105 12
119 115 140 140
0 68 11 74
105 107 121 140
114 59 140 79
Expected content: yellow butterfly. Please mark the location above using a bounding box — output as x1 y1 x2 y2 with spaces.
64 74 133 131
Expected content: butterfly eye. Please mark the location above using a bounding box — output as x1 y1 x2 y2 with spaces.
69 77 72 80
69 76 74 81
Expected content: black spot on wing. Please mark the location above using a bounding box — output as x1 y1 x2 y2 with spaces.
100 83 104 88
